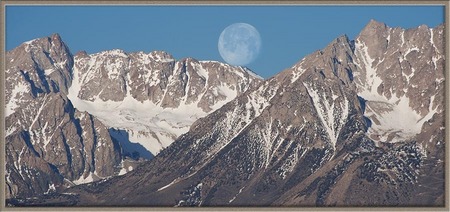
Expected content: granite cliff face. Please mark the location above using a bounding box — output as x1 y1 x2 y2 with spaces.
5 20 445 206
354 20 444 145
5 34 122 198
68 49 262 155
4 34 262 199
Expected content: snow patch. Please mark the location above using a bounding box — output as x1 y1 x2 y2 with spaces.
386 29 391 44
365 95 437 142
44 68 55 75
73 172 97 185
355 37 439 143
43 118 64 148
303 82 349 151
68 61 211 155
218 84 237 100
5 81 30 117
157 179 178 191
429 28 442 69
244 68 263 80
68 50 258 156
277 144 306 179
24 39 36 45
103 49 128 58
291 60 306 83
229 186 245 203
354 39 383 98
6 126 17 137
55 59 68 69
118 161 134 176
44 183 56 194
402 68 414 84
29 95 49 132
404 46 419 56
246 83 277 119
401 31 405 46
195 63 209 81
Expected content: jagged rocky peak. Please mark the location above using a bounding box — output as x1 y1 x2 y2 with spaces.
5 34 74 120
73 48 173 102
290 34 356 89
6 33 266 199
46 20 444 207
5 94 122 199
71 48 261 105
11 33 73 71
72 48 132 102
353 20 444 143
283 33 366 154
75 50 88 58
68 46 263 157
5 34 124 199
48 24 375 206
5 33 74 102
148 50 175 61
357 19 389 58
6 19 444 207
70 26 373 206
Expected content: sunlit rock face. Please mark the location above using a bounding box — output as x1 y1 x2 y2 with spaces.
353 20 444 144
69 50 262 155
5 34 121 198
6 20 444 207
5 34 262 199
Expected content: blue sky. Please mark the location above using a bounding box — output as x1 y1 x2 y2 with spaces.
6 5 444 78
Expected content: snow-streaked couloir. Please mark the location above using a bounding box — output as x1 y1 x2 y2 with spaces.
68 49 263 156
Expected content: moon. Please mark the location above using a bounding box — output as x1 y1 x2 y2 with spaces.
218 23 261 66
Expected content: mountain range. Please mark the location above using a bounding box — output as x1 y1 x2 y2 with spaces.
5 33 262 198
4 19 445 206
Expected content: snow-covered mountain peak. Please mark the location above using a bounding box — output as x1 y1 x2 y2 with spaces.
5 20 445 206
354 21 444 143
5 33 74 117
67 48 263 156
5 33 263 197
148 50 174 61
96 49 128 57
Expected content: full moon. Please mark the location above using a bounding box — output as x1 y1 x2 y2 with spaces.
218 23 261 66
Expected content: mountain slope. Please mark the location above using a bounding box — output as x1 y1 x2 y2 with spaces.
4 34 262 199
354 20 444 144
5 34 122 198
68 51 262 155
46 20 445 207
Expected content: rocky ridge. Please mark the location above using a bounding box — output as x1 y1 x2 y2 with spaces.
5 34 122 198
5 20 445 206
22 20 445 206
4 34 262 199
354 20 444 144
68 50 262 155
